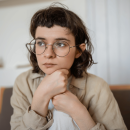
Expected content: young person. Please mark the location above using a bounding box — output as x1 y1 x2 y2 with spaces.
10 3 127 130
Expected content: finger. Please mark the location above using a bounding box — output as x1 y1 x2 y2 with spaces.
64 74 68 80
61 69 70 80
53 94 61 99
58 69 69 75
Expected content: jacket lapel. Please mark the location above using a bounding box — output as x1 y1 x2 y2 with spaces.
69 71 87 103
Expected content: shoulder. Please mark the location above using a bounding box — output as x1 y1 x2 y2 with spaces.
83 73 113 107
82 73 113 113
15 69 33 82
87 73 107 85
86 73 110 92
83 72 112 105
13 69 35 93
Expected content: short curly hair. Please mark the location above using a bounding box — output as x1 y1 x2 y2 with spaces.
27 3 95 78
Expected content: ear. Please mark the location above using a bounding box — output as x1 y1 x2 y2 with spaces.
75 43 86 58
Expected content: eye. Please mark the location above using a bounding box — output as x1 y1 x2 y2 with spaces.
54 42 67 48
36 40 45 47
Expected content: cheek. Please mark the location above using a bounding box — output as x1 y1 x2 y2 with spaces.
59 50 76 69
35 49 76 71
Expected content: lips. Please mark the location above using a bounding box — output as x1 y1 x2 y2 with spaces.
44 63 55 65
43 64 56 68
43 62 56 68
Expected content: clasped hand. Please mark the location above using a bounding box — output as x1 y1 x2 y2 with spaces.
32 69 85 118
52 89 84 118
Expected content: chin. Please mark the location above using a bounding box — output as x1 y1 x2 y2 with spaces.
40 65 70 75
41 68 57 75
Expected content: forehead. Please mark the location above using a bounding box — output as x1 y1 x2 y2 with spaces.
35 25 74 39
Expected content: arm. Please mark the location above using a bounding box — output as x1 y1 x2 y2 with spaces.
10 75 53 130
71 104 96 130
81 79 127 130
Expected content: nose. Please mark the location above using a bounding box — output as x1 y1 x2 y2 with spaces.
43 44 56 58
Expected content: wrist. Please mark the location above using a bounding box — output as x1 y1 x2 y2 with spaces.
70 102 85 118
31 99 49 117
72 105 96 130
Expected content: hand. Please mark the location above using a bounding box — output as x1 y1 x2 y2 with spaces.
52 90 96 130
38 69 69 99
31 69 69 117
52 90 84 117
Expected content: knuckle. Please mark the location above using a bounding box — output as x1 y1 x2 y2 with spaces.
61 85 66 92
61 88 66 93
62 81 66 86
62 77 66 81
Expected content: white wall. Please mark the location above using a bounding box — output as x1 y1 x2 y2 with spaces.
0 0 130 87
86 0 130 85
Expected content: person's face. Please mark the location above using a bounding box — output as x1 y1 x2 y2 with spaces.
35 25 81 76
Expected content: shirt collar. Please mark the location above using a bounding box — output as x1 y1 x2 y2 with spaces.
30 71 86 90
30 72 45 79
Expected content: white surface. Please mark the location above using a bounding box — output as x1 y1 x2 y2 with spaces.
0 68 31 87
86 0 130 84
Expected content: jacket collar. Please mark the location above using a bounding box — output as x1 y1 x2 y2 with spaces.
70 71 86 90
30 71 86 90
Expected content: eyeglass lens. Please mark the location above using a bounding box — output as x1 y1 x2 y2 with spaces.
28 39 70 57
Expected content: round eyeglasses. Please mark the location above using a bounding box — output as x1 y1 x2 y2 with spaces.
26 39 79 57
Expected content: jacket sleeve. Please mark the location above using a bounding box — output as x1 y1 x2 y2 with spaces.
83 78 127 130
10 76 53 130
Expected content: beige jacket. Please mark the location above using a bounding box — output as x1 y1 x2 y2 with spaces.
10 69 127 130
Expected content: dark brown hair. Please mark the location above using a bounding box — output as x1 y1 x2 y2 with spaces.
28 3 95 78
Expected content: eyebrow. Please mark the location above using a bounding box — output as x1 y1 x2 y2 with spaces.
36 37 70 42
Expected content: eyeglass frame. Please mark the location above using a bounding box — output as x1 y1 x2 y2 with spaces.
26 38 80 57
